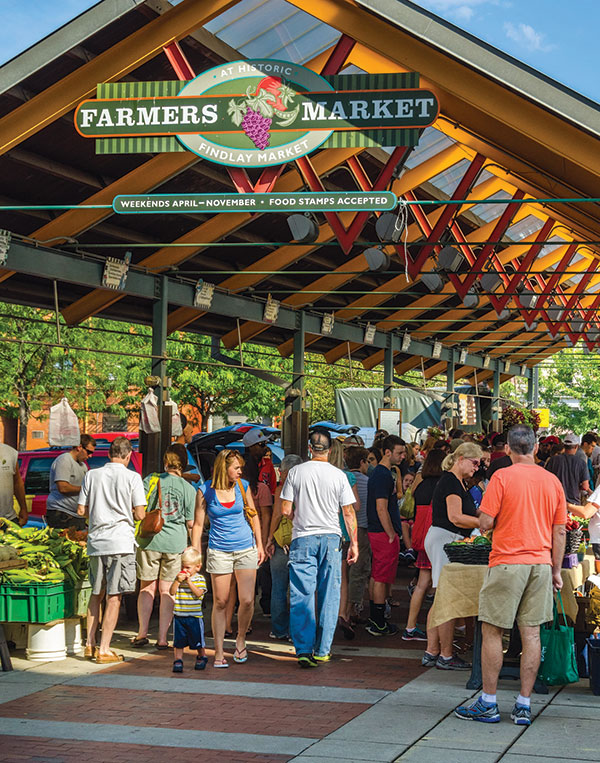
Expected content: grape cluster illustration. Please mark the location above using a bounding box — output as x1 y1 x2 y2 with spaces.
228 76 299 150
241 107 272 150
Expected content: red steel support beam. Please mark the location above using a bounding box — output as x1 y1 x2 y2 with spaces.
408 153 486 277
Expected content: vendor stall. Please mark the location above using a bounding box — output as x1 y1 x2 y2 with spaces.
0 519 90 669
429 557 594 691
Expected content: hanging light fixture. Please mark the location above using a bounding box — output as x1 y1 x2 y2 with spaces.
437 245 464 273
287 213 319 243
364 323 376 345
321 313 335 335
263 294 280 323
547 304 564 322
375 212 401 242
421 272 444 293
463 289 480 309
518 287 538 310
363 246 390 272
480 272 501 292
570 320 585 334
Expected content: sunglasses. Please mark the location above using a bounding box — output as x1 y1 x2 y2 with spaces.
466 458 480 467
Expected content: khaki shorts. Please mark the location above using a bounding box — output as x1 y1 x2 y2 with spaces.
478 563 553 629
136 548 182 581
206 546 258 575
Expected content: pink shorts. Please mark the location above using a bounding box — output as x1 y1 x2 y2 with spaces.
368 532 400 584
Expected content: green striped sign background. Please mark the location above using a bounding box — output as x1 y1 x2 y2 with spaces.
94 72 424 155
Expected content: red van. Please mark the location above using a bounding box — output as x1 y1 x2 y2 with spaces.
18 446 143 521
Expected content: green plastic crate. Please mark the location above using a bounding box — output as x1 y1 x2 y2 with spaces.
0 582 73 623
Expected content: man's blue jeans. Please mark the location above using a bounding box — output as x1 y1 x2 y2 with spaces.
270 544 290 638
288 534 342 657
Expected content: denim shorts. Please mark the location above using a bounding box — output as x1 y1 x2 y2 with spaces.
173 616 205 650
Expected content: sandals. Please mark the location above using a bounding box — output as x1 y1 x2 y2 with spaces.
213 658 229 668
195 656 208 671
338 616 355 641
84 644 98 659
131 637 149 648
224 630 234 639
95 650 124 664
155 642 169 650
233 647 248 664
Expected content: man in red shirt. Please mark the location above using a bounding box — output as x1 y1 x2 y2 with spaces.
455 425 566 726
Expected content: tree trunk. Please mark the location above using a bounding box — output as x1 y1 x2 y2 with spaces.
18 401 29 451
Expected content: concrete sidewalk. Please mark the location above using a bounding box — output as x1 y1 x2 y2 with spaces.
1 615 599 763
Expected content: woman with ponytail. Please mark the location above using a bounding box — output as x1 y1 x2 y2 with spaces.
132 445 198 649
422 442 482 670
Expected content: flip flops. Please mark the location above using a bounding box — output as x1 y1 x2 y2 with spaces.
155 642 169 650
233 647 248 664
213 659 229 668
131 637 149 648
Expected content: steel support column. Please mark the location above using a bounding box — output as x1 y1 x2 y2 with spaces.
527 366 539 409
383 340 394 408
292 311 306 414
446 349 456 430
142 276 169 476
492 363 501 432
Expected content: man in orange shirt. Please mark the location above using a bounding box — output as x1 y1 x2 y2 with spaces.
455 425 566 726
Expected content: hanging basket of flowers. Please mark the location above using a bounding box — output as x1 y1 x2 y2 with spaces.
501 403 541 431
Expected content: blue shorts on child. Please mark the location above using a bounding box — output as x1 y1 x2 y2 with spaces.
173 616 205 650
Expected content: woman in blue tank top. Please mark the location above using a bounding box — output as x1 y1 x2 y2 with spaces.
192 449 264 668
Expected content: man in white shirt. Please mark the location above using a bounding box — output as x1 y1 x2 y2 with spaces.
78 437 146 663
0 441 27 526
280 429 357 668
46 434 96 529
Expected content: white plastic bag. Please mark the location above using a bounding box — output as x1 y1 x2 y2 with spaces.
166 400 183 437
48 397 80 447
140 388 161 434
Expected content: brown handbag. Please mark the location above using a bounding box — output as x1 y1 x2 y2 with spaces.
138 478 164 538
237 479 257 536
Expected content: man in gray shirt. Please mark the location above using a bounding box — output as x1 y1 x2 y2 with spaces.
46 434 96 529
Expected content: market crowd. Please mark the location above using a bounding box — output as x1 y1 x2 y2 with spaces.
3 421 599 724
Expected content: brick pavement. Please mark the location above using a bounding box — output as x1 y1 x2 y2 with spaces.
0 569 430 761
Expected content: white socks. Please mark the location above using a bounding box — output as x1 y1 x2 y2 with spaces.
516 694 531 707
481 692 496 705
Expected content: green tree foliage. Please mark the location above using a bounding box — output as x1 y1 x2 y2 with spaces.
0 303 146 447
166 335 286 429
537 348 600 432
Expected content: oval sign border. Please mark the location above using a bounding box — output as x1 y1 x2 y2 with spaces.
176 59 334 168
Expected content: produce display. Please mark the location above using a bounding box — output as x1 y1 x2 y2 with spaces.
565 515 584 555
445 535 492 548
0 544 19 562
0 518 88 584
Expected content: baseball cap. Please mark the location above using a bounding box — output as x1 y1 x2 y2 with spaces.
309 427 332 452
541 435 560 446
242 429 271 447
563 433 580 446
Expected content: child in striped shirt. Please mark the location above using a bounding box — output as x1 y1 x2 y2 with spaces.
169 546 207 673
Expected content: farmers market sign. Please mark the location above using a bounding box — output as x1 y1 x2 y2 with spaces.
75 60 439 167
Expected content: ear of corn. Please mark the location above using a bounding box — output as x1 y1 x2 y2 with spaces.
0 524 88 584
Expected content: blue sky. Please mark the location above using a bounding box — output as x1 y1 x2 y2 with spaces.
0 0 598 103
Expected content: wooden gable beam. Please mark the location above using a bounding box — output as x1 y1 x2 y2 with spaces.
0 0 239 155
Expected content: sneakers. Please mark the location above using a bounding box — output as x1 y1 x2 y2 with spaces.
297 654 318 669
455 696 500 723
436 654 472 670
511 703 532 726
313 654 331 663
421 651 438 667
366 620 399 637
172 659 183 673
269 632 290 641
402 626 427 641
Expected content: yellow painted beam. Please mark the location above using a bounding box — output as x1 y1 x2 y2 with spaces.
0 0 239 155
